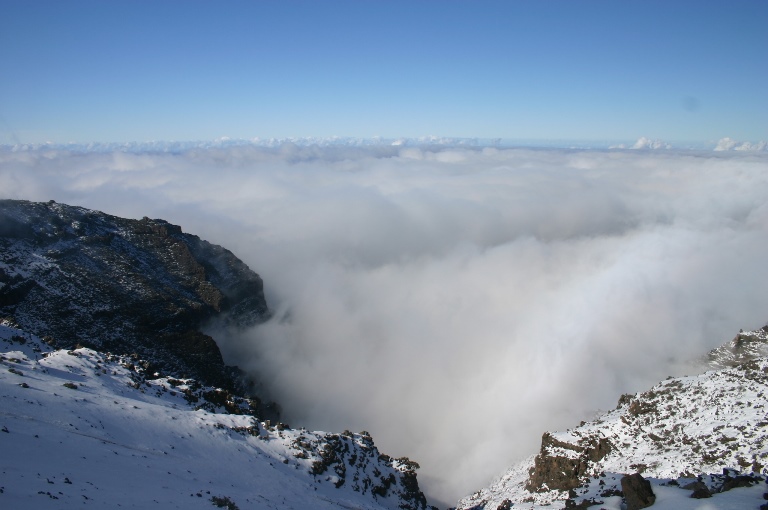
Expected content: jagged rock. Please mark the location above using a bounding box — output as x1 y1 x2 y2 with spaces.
620 473 655 510
0 200 270 392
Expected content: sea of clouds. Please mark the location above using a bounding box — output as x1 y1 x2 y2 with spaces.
2 143 768 505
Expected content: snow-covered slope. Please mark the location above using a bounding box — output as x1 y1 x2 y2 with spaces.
0 322 431 509
458 327 768 510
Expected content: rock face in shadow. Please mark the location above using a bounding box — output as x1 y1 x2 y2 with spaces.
620 473 655 510
0 199 269 391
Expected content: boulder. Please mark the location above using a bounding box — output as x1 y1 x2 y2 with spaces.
620 473 656 510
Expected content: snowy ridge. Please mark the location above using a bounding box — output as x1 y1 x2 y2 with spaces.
458 327 768 510
0 322 430 509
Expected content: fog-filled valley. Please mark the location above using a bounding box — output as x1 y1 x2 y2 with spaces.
2 143 767 505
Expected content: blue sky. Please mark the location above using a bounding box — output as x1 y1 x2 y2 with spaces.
1 0 766 145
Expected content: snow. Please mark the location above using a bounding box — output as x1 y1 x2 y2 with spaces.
3 318 767 510
0 324 420 509
650 481 766 510
459 467 768 510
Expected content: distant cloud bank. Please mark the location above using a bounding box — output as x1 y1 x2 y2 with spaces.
610 136 767 151
714 137 768 152
3 135 767 154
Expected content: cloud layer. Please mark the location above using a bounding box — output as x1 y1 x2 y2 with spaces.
2 145 768 505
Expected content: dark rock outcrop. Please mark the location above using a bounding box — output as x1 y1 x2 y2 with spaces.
683 480 712 498
620 473 655 510
690 486 712 498
719 470 758 492
525 432 612 492
0 199 270 391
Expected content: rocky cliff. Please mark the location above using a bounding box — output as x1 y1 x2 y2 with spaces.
0 199 269 391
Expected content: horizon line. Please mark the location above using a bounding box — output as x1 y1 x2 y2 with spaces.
2 135 767 153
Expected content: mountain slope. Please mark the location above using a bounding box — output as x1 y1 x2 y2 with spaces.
0 322 430 509
0 199 268 391
458 327 768 510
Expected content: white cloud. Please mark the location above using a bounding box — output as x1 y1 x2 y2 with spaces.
2 144 768 506
631 136 671 149
714 137 739 151
714 137 768 151
734 141 766 151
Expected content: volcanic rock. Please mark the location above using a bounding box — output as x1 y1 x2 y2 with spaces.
0 199 270 391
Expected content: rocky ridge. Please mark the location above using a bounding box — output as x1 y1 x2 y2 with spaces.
0 199 268 391
458 326 768 510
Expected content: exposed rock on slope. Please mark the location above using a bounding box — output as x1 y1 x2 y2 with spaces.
707 325 768 369
524 433 612 492
0 199 268 390
458 326 768 510
0 323 431 509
